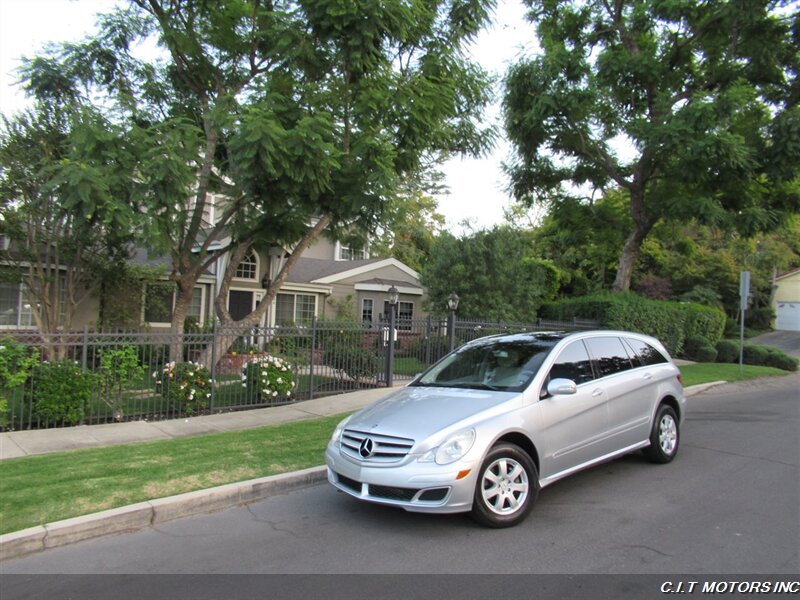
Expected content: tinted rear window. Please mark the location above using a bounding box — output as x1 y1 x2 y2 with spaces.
623 337 669 366
586 337 635 377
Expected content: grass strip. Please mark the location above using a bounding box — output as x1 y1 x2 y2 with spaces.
679 363 791 387
0 413 347 535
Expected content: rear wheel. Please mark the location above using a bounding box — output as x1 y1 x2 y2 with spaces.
643 404 680 464
470 443 538 528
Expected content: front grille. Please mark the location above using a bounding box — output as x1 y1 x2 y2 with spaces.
335 473 362 493
341 429 415 463
369 485 420 502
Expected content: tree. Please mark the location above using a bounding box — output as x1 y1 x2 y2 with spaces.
0 104 136 339
504 0 800 292
421 225 560 320
18 0 496 360
370 174 447 271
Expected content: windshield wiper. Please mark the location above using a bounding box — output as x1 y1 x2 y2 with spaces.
442 382 503 391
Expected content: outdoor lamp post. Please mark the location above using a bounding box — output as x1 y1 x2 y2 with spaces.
447 292 460 351
385 285 399 387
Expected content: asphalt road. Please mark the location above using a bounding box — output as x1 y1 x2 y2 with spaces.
3 375 798 598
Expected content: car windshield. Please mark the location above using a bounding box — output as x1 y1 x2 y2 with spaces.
413 335 561 392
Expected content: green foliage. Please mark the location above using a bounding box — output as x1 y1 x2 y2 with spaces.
683 335 717 362
27 361 96 425
742 345 798 372
0 340 39 427
15 0 495 342
680 286 724 310
715 340 741 364
422 226 561 320
156 362 211 416
541 292 726 356
323 343 382 383
98 346 145 413
241 355 296 403
504 0 800 291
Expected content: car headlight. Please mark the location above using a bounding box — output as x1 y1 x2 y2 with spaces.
330 415 352 447
419 429 476 465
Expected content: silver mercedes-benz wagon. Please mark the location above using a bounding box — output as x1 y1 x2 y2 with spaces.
326 330 685 527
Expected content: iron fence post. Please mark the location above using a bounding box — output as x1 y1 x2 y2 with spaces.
309 317 316 401
81 325 89 373
209 320 217 412
384 307 396 387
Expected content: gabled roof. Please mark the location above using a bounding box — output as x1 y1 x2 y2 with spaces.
285 257 420 285
776 268 800 282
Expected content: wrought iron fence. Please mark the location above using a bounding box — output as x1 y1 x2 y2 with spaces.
0 316 599 431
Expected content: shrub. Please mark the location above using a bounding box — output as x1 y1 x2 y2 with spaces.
683 335 711 360
28 361 96 425
693 345 719 363
99 346 145 414
761 347 798 371
742 344 769 366
0 397 8 429
540 292 726 356
242 355 296 403
156 361 211 416
715 340 739 363
323 343 382 383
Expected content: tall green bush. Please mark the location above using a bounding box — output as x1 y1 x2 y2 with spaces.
0 339 39 428
541 292 726 356
27 361 96 425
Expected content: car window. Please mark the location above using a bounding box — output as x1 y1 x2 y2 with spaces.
585 336 634 378
623 337 669 366
415 337 558 392
547 340 594 385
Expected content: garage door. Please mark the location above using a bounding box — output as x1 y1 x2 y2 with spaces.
775 302 800 331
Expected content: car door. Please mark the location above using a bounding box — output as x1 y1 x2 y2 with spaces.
584 336 650 450
536 339 612 481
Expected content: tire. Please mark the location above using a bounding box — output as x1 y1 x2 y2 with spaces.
643 404 680 464
470 442 539 528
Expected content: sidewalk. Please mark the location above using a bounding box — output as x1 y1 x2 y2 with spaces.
0 385 397 461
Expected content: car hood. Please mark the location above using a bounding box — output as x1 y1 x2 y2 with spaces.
345 385 520 448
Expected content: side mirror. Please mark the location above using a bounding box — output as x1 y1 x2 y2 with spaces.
547 378 577 396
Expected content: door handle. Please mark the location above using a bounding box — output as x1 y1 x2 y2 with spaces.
643 373 653 380
591 388 604 398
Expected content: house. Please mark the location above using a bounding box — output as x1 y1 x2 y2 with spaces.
772 268 800 332
0 232 427 332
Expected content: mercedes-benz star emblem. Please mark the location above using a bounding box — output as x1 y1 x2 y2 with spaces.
359 437 375 459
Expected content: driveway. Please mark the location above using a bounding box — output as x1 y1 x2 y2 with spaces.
749 330 800 358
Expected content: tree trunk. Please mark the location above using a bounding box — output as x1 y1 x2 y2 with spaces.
196 215 333 367
612 189 657 292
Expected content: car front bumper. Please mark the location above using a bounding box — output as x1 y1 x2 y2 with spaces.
325 443 479 514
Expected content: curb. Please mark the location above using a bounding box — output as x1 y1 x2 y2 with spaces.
0 381 727 562
0 465 327 562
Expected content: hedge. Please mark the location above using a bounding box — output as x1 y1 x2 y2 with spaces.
540 292 726 356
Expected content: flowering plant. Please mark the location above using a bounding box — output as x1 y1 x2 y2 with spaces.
156 361 211 416
241 355 295 403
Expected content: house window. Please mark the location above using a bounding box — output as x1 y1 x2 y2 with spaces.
361 298 374 323
275 293 316 325
382 300 413 330
338 244 367 261
144 284 203 324
0 282 34 328
234 251 258 280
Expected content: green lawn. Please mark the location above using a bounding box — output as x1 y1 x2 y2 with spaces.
0 413 346 535
0 362 794 535
679 363 791 387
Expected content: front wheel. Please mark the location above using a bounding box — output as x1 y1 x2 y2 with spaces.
470 442 539 528
643 404 680 464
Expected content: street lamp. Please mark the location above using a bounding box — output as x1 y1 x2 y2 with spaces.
447 292 459 351
384 286 399 387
